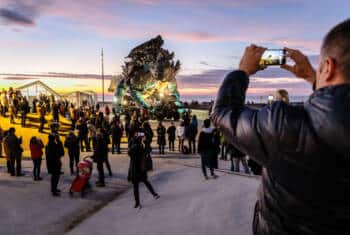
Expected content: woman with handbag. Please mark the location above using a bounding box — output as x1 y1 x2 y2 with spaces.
128 131 159 209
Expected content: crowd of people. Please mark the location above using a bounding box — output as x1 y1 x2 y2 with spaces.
0 93 260 200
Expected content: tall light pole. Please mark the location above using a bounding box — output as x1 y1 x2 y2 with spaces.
101 48 105 106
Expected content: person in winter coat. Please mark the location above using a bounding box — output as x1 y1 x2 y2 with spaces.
167 122 176 151
37 103 46 133
52 102 60 123
46 134 64 196
211 19 350 235
19 97 29 127
29 136 44 181
156 121 166 154
93 130 107 187
186 115 198 154
176 121 185 152
64 131 80 175
111 120 123 154
4 128 24 176
128 133 159 209
76 118 90 152
197 119 219 180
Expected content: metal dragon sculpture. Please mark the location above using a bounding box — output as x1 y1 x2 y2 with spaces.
111 35 182 117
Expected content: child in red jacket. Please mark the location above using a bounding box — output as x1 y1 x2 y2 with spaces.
30 136 44 181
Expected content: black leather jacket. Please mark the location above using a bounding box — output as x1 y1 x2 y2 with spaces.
211 70 350 235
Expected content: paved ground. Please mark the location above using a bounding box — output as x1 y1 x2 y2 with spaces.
68 159 259 235
0 150 260 235
0 153 131 235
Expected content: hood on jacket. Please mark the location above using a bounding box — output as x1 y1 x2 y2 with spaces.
202 127 213 134
305 84 350 157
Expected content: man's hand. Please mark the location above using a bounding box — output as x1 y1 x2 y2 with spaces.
239 44 266 76
281 48 316 84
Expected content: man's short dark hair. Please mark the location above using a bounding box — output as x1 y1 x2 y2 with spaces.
9 127 15 134
322 18 350 79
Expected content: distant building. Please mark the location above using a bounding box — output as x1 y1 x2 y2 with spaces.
63 91 97 107
16 80 63 104
17 80 96 107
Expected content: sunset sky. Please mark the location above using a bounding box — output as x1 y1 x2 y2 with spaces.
0 0 349 100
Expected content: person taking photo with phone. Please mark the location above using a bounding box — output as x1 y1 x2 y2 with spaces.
211 18 350 235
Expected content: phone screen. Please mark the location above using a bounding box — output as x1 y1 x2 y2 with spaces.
260 49 286 66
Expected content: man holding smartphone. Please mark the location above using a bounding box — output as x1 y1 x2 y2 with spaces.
211 18 350 235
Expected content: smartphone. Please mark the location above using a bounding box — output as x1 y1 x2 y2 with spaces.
260 49 286 66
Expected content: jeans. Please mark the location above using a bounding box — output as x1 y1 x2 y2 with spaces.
133 180 157 205
201 157 214 177
89 137 97 151
51 172 60 193
32 158 42 179
178 138 184 152
188 138 196 154
104 154 112 176
69 152 80 174
158 144 165 154
234 157 250 174
97 162 105 184
9 154 22 176
21 112 26 127
39 116 45 132
168 140 175 151
112 138 121 153
80 136 90 151
221 143 228 160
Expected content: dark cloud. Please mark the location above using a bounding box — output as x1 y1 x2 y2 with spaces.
178 69 229 86
177 66 312 94
0 8 35 26
2 76 32 80
0 0 51 27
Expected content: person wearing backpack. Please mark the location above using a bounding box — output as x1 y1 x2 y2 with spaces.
197 119 219 180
